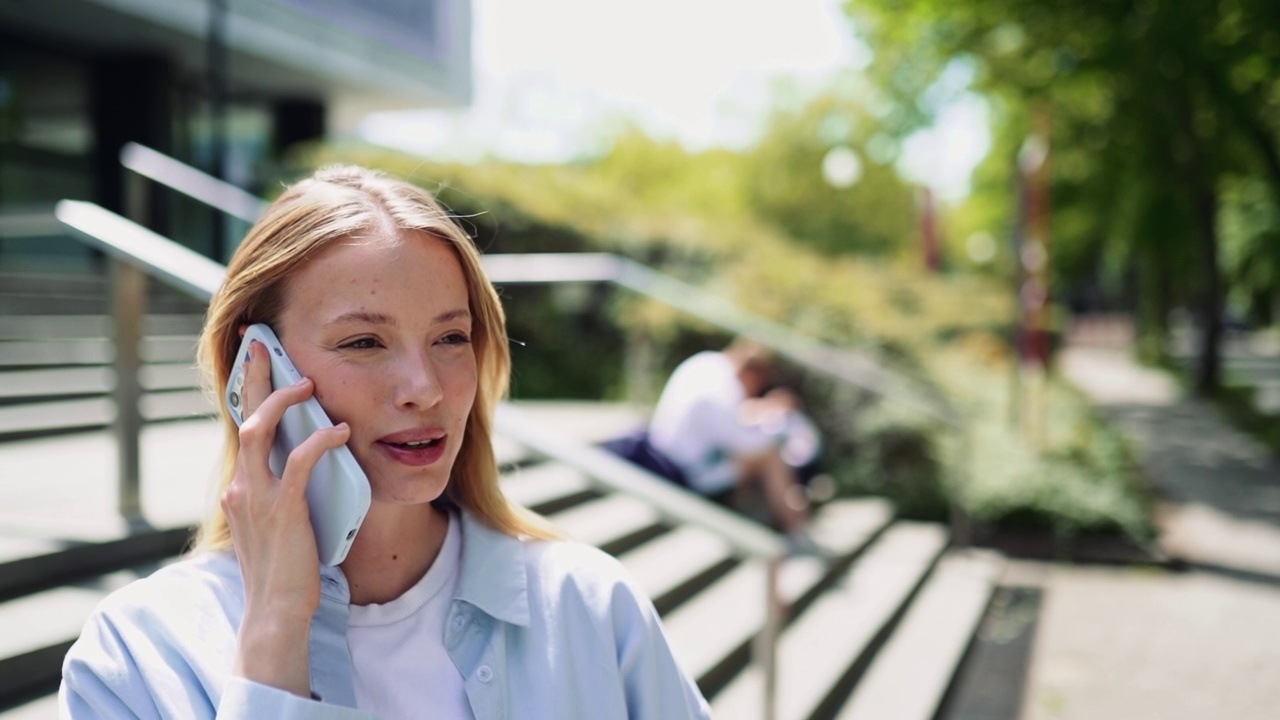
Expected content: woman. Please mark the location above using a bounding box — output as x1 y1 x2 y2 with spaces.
59 166 711 719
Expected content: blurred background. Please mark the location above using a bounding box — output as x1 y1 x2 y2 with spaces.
1 0 1278 718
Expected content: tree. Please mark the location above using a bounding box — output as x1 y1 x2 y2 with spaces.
743 90 918 256
847 0 1280 395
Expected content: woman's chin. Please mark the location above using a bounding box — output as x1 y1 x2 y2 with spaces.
368 484 448 507
366 479 450 508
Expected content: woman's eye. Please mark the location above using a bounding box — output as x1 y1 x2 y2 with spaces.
343 337 380 350
441 332 472 346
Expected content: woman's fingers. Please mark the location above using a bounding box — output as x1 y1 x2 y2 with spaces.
238 357 313 464
280 423 351 498
239 341 272 417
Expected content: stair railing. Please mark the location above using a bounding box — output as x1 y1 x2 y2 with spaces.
120 142 267 224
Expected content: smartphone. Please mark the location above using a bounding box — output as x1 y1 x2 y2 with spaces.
225 323 371 566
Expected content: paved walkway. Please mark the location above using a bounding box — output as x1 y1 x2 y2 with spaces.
1014 338 1280 720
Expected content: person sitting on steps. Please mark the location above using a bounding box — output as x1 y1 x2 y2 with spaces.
645 338 823 554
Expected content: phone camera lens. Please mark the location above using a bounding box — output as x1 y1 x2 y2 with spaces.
229 391 240 408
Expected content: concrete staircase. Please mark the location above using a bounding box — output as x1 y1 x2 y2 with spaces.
0 269 212 441
0 274 1002 720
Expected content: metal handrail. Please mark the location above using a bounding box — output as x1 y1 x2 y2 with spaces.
483 253 962 428
120 142 267 224
56 201 225 298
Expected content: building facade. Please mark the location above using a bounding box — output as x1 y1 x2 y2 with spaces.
0 0 471 264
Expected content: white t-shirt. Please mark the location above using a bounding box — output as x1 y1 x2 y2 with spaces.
348 512 473 720
647 351 776 494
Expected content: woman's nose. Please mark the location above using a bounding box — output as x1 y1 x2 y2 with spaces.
394 354 444 409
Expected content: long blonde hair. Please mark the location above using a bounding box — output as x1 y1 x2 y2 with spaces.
193 166 558 552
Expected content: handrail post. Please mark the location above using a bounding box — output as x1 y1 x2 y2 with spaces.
757 556 783 720
114 172 150 525
624 326 658 405
111 259 146 523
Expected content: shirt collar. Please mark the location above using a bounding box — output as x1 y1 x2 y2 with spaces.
316 508 532 627
453 509 532 627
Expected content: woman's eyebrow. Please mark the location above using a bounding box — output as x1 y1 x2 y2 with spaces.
326 308 471 326
327 310 395 327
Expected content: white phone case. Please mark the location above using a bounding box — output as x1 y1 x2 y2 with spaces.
225 324 370 566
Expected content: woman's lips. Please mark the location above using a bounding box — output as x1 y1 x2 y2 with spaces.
375 428 448 467
376 436 447 466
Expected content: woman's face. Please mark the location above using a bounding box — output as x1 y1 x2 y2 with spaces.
274 230 477 506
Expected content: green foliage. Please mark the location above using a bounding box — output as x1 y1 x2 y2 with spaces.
931 338 1154 540
843 400 950 521
744 93 918 255
1220 176 1280 325
296 115 1152 540
847 0 1280 395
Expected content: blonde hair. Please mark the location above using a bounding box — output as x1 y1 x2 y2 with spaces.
193 165 558 553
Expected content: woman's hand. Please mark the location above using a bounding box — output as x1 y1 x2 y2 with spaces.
222 339 351 697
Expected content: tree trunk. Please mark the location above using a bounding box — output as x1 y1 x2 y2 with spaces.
1190 184 1222 396
1171 85 1223 396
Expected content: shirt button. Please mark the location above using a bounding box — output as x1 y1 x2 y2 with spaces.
452 616 466 631
476 666 493 683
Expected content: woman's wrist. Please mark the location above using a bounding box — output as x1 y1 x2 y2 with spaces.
234 614 313 697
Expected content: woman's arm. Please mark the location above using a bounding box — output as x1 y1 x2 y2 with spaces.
59 590 379 720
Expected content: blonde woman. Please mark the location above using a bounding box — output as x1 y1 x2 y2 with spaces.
60 167 710 719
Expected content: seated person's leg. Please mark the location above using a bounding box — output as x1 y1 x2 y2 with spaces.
734 448 808 533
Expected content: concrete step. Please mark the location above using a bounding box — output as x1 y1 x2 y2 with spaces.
0 368 114 399
0 273 206 316
0 295 204 317
0 527 191 602
499 462 597 515
550 493 666 556
0 337 198 367
0 391 214 438
662 499 896 697
709 522 950 720
833 549 1003 720
616 525 737 614
0 693 58 719
0 364 200 400
0 565 165 708
0 314 204 340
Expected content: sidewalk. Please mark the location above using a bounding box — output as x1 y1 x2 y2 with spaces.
1012 335 1280 720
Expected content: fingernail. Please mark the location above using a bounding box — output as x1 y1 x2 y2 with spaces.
293 377 309 387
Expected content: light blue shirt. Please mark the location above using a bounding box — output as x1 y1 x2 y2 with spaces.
59 510 712 719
